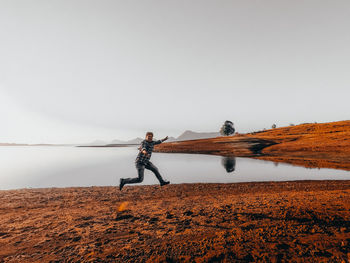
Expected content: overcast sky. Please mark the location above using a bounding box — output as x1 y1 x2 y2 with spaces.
1 0 349 144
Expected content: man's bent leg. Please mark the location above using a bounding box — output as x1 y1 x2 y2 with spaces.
123 163 145 184
145 162 168 185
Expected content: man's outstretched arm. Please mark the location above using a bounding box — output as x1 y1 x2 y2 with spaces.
154 136 168 145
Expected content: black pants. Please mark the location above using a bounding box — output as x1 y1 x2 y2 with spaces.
123 161 166 185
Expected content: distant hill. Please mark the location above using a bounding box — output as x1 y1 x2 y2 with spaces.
0 143 29 146
110 139 125 144
125 137 143 144
176 130 221 141
86 140 109 146
110 137 143 144
84 130 220 146
156 120 350 171
2 130 220 147
167 136 177 142
0 143 69 146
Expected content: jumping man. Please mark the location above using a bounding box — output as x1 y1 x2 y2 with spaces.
119 132 170 190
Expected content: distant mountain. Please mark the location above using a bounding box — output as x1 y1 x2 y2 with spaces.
83 131 220 146
167 136 177 142
110 139 125 144
2 130 222 147
111 137 172 144
0 143 29 146
125 137 143 144
87 140 109 146
176 130 221 141
0 142 72 146
85 137 143 146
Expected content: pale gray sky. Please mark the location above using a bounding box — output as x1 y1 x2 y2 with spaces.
1 0 349 143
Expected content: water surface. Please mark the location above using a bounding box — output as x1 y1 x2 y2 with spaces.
0 146 349 190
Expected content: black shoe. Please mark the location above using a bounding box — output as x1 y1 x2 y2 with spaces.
160 181 170 186
119 178 125 191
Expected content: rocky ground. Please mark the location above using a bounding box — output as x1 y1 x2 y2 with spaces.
0 180 349 262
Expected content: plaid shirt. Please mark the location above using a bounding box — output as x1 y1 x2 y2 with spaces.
135 139 164 164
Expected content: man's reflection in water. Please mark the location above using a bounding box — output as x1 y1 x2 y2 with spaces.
221 156 236 173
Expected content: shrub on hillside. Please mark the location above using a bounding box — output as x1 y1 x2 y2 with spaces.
220 120 235 136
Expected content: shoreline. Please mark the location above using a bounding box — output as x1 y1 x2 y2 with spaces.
1 178 350 192
1 180 349 262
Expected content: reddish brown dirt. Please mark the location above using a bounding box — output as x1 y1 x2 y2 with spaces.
155 120 350 170
248 120 350 169
1 181 350 262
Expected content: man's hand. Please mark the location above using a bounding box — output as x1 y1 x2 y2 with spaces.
142 149 148 155
162 136 168 142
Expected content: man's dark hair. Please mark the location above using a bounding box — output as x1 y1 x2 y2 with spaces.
146 132 153 136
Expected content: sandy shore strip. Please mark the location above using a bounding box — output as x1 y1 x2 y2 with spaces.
0 180 349 262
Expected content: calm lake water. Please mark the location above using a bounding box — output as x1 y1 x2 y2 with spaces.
0 146 349 190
